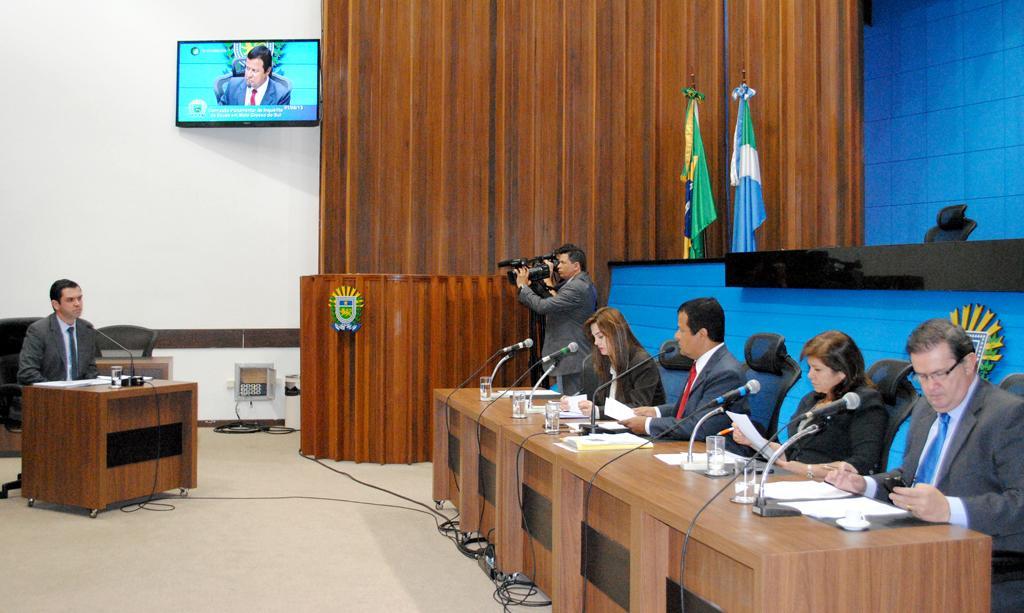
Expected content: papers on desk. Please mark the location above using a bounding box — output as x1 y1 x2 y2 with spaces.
558 432 652 452
566 421 628 433
779 496 909 519
727 411 772 458
655 450 746 467
97 375 154 383
560 410 586 419
601 396 635 421
489 388 560 400
761 480 851 501
33 378 108 388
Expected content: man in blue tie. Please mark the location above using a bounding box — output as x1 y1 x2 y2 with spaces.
17 279 99 384
827 319 1024 612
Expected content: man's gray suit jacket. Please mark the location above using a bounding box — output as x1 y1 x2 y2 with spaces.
17 313 99 384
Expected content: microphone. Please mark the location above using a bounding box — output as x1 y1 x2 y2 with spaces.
798 391 861 421
84 322 143 387
501 338 534 354
540 342 579 365
699 379 761 410
580 346 673 435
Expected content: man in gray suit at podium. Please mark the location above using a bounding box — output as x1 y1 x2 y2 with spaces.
18 279 99 384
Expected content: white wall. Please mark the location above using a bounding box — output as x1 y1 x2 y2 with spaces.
0 1 321 419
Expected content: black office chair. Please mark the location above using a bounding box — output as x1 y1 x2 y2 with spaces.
0 317 39 499
743 333 801 435
96 325 158 358
867 358 918 473
998 373 1024 398
923 204 977 242
657 338 694 408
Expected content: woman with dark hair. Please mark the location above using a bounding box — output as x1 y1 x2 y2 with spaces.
565 307 666 416
733 330 887 477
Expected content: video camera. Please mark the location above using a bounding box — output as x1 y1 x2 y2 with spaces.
497 253 557 286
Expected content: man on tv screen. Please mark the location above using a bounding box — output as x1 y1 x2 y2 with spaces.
216 45 291 106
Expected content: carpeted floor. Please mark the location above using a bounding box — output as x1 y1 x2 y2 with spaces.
0 429 513 612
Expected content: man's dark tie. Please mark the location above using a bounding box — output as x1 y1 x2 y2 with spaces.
67 326 79 380
914 413 950 485
674 365 698 419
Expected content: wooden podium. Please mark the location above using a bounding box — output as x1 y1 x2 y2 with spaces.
22 381 198 517
299 274 530 464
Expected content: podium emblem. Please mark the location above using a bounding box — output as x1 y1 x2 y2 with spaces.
951 304 1003 380
330 286 364 332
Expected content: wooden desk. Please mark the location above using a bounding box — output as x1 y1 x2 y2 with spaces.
22 380 198 517
96 356 173 380
435 388 991 612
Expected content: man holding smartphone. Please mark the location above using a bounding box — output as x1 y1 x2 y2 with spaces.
826 319 1024 612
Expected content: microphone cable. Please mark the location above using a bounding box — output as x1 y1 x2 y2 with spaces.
120 380 175 513
442 346 506 496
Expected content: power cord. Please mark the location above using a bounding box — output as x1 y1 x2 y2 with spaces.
120 380 174 513
213 401 297 434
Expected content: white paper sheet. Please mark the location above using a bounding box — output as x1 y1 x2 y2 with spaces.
727 410 772 458
602 396 635 421
566 421 628 433
778 496 909 519
33 378 107 388
566 394 587 413
761 480 852 500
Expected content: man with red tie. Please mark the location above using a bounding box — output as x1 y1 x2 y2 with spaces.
622 297 747 442
216 45 292 106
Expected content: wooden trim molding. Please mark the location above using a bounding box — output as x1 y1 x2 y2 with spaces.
154 329 300 349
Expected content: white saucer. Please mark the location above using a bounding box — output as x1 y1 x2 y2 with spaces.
835 517 870 531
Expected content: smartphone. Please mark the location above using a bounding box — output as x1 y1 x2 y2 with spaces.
882 474 909 495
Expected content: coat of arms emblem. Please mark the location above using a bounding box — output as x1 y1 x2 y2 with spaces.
330 286 364 332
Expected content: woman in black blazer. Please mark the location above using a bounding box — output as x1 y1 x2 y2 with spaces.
733 330 887 477
568 307 666 416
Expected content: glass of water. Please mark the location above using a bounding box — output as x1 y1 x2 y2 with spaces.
110 365 123 388
544 400 560 434
705 435 727 476
511 391 529 419
479 376 492 400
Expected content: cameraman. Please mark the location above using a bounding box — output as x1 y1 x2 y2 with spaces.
515 244 597 394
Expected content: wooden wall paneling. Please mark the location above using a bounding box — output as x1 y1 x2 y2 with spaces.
625 0 659 264
381 1 414 274
319 0 866 297
534 0 566 256
320 0 348 274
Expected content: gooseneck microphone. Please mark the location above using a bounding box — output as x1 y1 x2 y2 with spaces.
798 391 860 421
84 322 143 386
579 346 674 436
699 379 762 410
489 338 534 386
500 338 534 354
540 342 579 365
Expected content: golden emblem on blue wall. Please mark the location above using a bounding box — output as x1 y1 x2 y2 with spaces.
330 286 364 332
951 304 1003 380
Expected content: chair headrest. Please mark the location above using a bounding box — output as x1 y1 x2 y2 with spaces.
937 204 968 230
867 359 913 404
744 333 789 375
658 339 693 371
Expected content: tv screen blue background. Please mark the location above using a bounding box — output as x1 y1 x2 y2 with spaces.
177 40 320 124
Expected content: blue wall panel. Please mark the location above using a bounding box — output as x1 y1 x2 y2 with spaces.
608 261 1024 468
864 0 1024 245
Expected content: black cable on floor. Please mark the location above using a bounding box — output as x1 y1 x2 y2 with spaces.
121 381 174 513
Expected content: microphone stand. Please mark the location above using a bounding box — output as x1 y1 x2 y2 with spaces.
90 325 143 386
752 423 821 517
529 360 561 409
682 407 726 469
489 353 513 389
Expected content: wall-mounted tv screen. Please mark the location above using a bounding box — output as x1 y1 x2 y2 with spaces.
176 39 320 127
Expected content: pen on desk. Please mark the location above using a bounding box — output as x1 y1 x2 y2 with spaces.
717 427 733 436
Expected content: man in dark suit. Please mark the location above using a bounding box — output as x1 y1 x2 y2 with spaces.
216 45 291 106
622 297 748 442
17 279 99 384
827 319 1024 612
516 245 597 395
